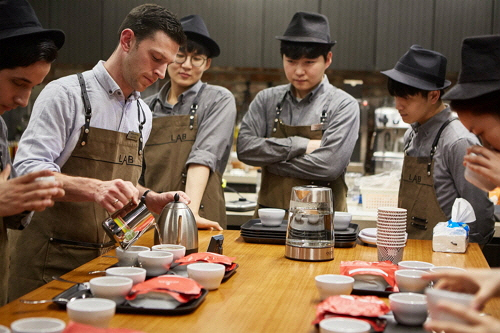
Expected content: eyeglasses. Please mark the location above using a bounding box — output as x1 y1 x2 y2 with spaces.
174 53 207 67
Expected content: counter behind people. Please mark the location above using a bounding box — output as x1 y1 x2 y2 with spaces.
381 45 494 244
8 4 188 301
142 15 236 231
237 12 360 215
0 0 66 305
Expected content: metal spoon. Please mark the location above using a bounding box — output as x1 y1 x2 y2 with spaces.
52 275 84 284
20 291 88 304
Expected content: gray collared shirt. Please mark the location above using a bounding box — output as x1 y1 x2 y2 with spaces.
237 75 360 181
14 61 152 175
404 107 495 243
143 80 236 174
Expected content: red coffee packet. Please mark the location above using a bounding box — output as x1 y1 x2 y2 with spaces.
63 321 146 333
176 252 236 268
340 261 398 288
312 295 390 332
126 276 202 303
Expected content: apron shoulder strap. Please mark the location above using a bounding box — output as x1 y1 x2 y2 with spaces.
426 117 458 175
77 73 92 146
189 83 207 130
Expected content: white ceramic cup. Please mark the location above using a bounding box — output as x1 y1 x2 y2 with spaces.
138 250 173 276
315 274 355 300
398 260 434 271
187 263 225 290
115 245 150 267
464 161 496 192
105 266 146 285
425 287 474 324
395 269 430 293
258 208 285 227
66 298 116 328
10 317 65 333
334 212 352 230
389 292 428 326
0 325 10 333
319 317 371 333
89 276 133 304
152 244 186 261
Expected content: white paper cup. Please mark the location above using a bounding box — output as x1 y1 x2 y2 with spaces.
67 298 116 328
426 287 474 324
11 317 65 333
377 244 405 264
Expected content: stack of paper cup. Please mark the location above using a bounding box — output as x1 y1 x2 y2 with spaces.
377 207 407 264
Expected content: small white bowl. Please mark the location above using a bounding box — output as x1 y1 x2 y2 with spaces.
187 263 225 290
319 317 371 333
138 250 173 276
152 244 186 261
426 287 474 324
105 266 146 285
0 325 9 333
89 276 133 304
67 298 116 328
395 269 430 293
398 260 434 271
334 212 352 230
389 292 428 326
258 208 285 227
10 317 65 333
429 266 466 274
315 274 355 300
115 245 150 267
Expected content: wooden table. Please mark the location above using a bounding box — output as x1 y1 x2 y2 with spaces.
1 230 498 332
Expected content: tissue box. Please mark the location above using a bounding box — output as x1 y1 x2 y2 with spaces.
432 222 469 253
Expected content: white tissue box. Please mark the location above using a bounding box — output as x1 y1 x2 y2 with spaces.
432 222 469 253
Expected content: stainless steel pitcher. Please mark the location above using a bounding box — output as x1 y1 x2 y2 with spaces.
155 193 198 254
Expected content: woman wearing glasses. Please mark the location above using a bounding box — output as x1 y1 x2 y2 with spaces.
142 15 236 230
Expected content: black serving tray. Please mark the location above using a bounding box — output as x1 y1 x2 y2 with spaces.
53 283 208 315
383 316 427 333
351 287 395 297
241 219 288 233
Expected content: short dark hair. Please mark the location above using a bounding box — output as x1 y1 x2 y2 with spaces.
450 90 500 117
0 36 58 71
387 78 445 100
118 4 186 46
181 39 211 58
280 41 331 60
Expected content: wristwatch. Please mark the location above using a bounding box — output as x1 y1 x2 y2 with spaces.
141 189 151 204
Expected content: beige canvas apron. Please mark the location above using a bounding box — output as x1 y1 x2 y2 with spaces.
8 74 144 300
256 93 347 217
143 84 226 228
398 119 456 240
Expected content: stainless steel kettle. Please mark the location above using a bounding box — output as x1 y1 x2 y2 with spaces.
155 193 198 254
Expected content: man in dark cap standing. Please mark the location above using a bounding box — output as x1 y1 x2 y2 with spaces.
237 12 360 217
0 0 66 305
142 15 236 231
381 45 494 243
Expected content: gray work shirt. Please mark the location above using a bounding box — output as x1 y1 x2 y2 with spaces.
144 80 236 174
14 61 152 175
0 118 31 229
237 75 360 181
404 107 495 243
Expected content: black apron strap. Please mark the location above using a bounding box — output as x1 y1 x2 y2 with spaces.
77 73 92 147
273 91 288 133
137 101 146 155
427 118 457 175
189 83 207 130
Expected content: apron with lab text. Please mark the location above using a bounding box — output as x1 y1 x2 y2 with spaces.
398 119 456 240
256 94 348 217
144 84 226 228
8 73 144 300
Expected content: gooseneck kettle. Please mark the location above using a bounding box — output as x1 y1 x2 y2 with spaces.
155 193 198 254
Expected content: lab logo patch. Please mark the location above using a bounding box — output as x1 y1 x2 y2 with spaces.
170 133 187 142
407 174 421 183
119 155 135 165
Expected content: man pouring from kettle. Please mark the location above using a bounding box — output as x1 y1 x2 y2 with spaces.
8 4 190 300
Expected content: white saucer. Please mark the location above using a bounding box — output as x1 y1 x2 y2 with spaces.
360 228 377 238
358 233 377 245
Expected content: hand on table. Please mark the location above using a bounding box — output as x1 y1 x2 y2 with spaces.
464 145 500 188
0 166 65 216
144 190 191 215
94 179 139 213
424 269 500 311
193 213 223 231
424 300 500 333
